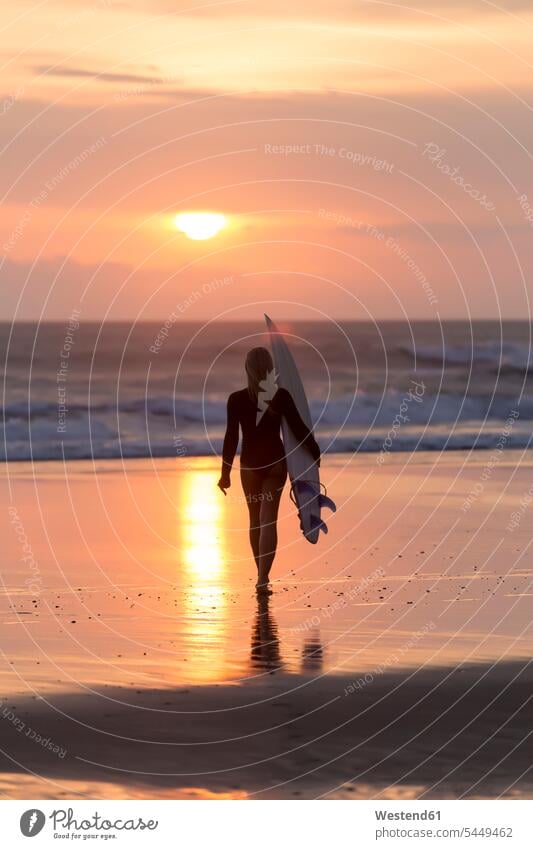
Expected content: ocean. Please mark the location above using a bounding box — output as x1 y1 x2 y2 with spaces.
1 320 531 462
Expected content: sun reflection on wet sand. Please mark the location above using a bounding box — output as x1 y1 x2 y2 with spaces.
179 470 231 682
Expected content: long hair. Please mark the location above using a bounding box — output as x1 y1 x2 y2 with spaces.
245 346 273 402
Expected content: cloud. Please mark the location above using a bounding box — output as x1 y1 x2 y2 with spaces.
0 253 240 321
71 0 533 18
30 65 169 86
390 0 533 8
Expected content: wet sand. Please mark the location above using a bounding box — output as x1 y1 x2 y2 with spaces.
1 452 532 798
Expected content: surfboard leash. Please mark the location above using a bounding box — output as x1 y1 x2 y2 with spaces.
289 479 329 506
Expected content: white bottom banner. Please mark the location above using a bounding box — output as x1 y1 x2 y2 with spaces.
3 799 532 848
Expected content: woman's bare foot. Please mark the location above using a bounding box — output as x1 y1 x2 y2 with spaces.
255 581 273 595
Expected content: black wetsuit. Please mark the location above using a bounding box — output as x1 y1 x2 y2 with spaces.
221 387 320 479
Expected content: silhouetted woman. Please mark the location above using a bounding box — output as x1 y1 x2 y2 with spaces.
218 347 320 593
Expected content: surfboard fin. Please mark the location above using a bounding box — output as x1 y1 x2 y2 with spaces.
319 493 337 513
309 514 328 535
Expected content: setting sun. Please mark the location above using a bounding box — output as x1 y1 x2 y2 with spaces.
174 212 227 241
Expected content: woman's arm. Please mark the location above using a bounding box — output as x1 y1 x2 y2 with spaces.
274 388 320 463
219 393 239 490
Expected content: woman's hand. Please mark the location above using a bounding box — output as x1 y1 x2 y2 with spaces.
217 474 231 495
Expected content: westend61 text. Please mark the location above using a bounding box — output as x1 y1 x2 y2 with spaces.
375 810 441 820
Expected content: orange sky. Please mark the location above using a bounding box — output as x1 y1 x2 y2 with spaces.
1 0 533 320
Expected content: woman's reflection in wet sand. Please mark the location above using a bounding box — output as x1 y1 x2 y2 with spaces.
301 631 323 673
250 597 324 675
250 594 283 672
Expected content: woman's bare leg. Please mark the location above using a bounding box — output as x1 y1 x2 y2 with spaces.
256 472 285 589
240 468 261 569
248 502 261 569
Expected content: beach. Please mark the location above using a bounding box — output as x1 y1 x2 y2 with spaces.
1 452 532 799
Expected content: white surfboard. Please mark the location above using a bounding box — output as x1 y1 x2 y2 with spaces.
265 314 335 544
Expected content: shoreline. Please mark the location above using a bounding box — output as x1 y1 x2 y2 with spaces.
2 444 533 465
